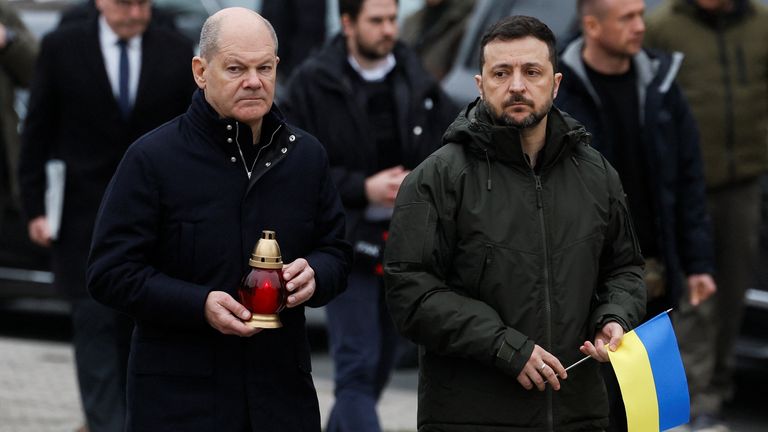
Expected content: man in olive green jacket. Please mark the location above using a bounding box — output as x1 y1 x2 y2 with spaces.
646 1 768 429
0 0 36 214
384 16 645 431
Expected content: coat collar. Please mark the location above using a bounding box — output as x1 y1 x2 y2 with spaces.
186 89 288 147
444 98 588 172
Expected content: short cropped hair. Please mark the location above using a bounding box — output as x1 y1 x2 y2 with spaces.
198 12 279 61
577 0 605 18
339 0 399 20
478 15 558 72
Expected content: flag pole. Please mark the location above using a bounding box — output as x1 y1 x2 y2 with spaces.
564 355 591 372
551 309 677 381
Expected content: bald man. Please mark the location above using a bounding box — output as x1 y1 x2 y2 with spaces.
87 8 352 431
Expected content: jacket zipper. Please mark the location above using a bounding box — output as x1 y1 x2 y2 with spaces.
715 20 736 180
533 171 554 431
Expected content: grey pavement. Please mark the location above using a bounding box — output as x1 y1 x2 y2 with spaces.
0 336 417 432
1 336 764 432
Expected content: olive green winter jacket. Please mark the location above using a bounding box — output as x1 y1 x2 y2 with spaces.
645 0 768 188
0 0 36 205
384 100 646 431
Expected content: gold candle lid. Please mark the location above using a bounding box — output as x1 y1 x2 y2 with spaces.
249 230 283 269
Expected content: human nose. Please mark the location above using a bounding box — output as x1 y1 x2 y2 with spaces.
634 15 646 34
508 71 525 93
382 19 397 38
242 69 263 89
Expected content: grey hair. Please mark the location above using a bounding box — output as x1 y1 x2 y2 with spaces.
198 11 279 61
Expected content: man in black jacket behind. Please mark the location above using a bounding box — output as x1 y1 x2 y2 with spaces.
282 0 456 430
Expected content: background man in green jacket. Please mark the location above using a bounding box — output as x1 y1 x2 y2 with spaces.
384 15 645 431
646 1 768 430
0 0 36 222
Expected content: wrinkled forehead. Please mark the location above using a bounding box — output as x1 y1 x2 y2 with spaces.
217 22 277 57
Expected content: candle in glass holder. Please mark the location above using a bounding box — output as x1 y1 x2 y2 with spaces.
238 230 287 328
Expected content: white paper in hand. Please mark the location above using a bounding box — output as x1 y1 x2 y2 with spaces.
45 159 65 241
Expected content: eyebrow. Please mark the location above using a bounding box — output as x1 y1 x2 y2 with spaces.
491 61 544 69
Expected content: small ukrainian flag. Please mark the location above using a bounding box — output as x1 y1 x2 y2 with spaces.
608 310 690 432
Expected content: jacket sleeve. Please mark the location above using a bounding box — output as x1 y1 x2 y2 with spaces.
0 3 37 87
590 159 646 332
18 33 57 222
304 148 353 307
670 83 715 276
87 146 212 328
384 156 534 378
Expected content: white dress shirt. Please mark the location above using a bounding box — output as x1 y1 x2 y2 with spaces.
99 16 142 107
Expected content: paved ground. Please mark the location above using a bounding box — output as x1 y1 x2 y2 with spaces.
0 331 765 432
0 336 418 432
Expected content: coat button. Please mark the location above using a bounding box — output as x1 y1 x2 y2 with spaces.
265 162 272 167
230 157 236 163
424 98 434 110
227 138 233 143
413 126 423 136
281 147 287 154
226 125 233 131
288 134 296 142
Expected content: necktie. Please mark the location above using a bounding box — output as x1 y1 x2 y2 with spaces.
117 39 131 118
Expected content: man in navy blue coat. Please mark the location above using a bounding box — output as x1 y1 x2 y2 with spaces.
87 8 352 431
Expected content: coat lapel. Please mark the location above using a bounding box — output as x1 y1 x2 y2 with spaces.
82 18 125 122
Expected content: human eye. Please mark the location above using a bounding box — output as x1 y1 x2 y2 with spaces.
526 69 541 77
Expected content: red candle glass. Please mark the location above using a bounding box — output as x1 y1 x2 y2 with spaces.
238 230 286 328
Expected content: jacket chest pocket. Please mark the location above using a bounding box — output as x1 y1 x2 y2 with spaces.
460 242 539 313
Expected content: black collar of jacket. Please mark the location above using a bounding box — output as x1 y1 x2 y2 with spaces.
186 88 290 147
186 89 302 190
450 98 587 171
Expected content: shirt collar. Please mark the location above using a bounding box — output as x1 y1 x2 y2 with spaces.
347 53 396 82
98 15 142 49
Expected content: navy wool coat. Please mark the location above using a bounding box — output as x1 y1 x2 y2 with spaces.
87 90 352 432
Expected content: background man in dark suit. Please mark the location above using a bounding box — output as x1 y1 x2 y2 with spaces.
17 0 195 430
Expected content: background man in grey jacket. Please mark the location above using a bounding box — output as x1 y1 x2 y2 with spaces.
555 1 716 430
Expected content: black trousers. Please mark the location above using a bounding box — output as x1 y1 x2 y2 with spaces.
71 297 133 432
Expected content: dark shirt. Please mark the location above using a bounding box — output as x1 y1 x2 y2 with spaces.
585 62 658 257
347 67 403 172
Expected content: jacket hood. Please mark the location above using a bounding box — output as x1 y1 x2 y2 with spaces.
443 98 590 171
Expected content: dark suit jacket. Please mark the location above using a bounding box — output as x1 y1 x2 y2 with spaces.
18 18 195 298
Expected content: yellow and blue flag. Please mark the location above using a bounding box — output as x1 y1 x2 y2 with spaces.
608 311 689 432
